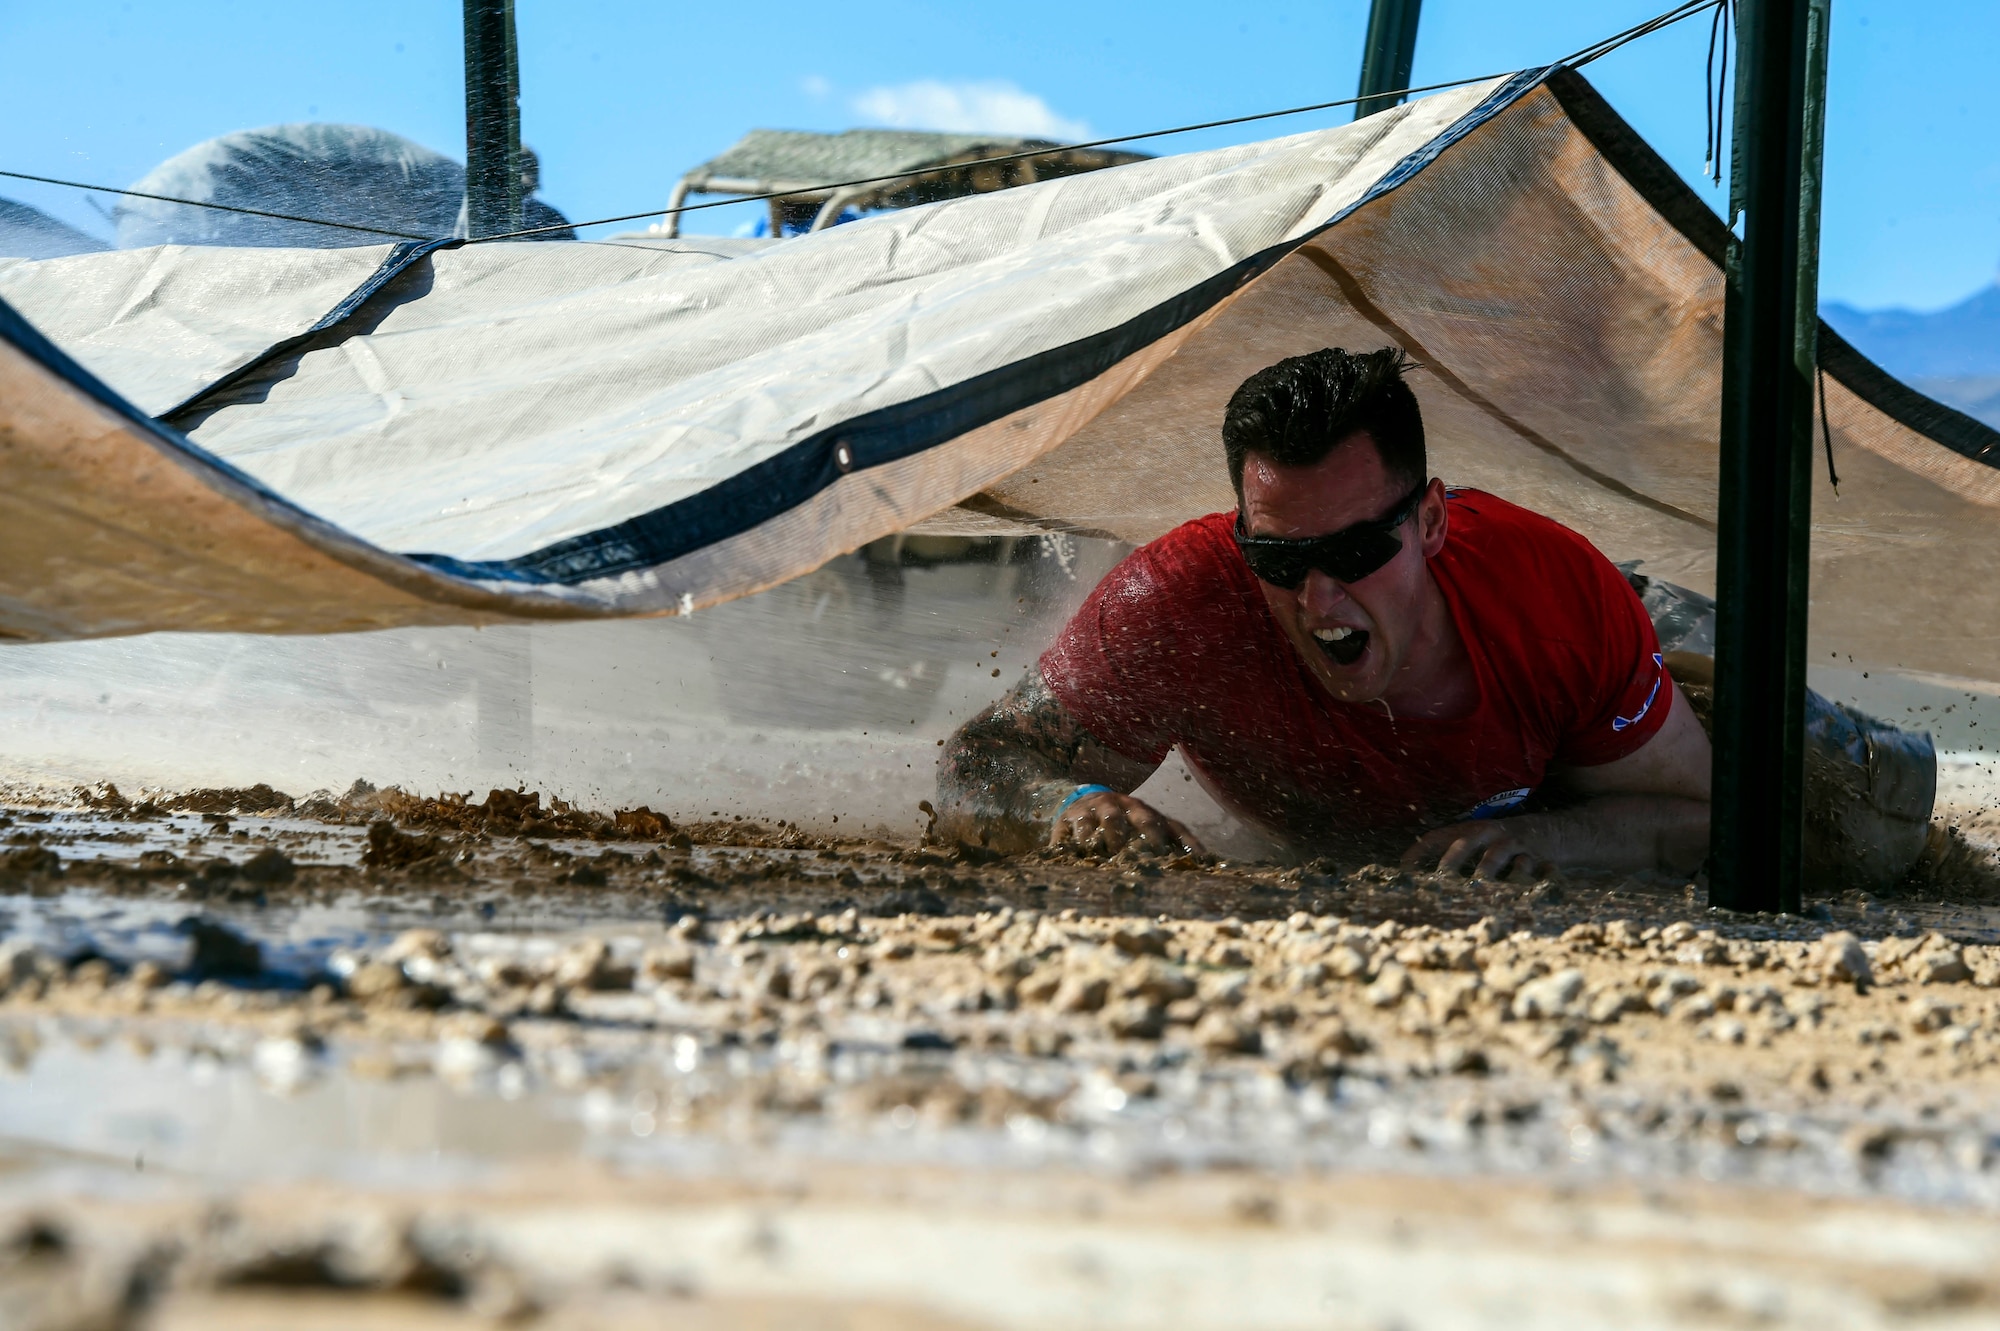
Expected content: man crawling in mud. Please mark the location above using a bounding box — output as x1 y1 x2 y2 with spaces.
936 346 1712 879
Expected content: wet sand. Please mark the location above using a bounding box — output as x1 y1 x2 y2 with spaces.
6 779 2000 1328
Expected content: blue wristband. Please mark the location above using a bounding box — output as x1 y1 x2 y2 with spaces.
1056 784 1115 816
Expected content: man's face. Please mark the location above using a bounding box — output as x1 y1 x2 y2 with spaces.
1238 434 1447 705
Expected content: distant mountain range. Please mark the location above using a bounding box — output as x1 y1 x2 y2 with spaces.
1823 284 2000 430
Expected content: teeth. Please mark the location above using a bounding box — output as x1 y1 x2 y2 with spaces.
1312 627 1355 642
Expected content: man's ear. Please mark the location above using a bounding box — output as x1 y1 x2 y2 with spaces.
1417 478 1449 558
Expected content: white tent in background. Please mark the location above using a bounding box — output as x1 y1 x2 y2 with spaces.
1 67 1996 692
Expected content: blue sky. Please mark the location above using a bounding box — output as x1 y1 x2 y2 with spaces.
1 0 1994 310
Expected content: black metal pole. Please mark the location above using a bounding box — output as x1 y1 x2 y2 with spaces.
464 0 522 239
1354 0 1424 120
1710 0 1824 915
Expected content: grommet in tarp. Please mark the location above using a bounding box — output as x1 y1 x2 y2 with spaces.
833 441 854 473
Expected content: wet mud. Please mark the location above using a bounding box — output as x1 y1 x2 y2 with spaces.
8 779 2000 1328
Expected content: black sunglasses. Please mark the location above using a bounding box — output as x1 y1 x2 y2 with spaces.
1232 479 1429 589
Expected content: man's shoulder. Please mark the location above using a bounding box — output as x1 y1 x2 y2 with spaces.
1141 511 1240 561
1041 511 1264 750
1107 512 1244 594
1439 488 1653 705
1441 488 1612 581
1074 511 1261 645
1443 487 1580 540
1439 488 1639 649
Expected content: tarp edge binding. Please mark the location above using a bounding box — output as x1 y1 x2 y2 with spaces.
1542 66 2000 473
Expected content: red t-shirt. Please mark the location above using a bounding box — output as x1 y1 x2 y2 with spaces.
1040 489 1670 850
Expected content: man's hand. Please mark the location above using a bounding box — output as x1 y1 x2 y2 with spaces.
1404 680 1714 879
1402 820 1548 881
937 669 1163 854
1052 791 1204 857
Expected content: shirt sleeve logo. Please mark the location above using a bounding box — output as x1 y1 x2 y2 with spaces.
1612 653 1666 732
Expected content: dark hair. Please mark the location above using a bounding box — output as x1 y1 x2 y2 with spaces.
1222 347 1425 495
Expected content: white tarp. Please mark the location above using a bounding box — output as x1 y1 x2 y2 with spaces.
2 67 1997 687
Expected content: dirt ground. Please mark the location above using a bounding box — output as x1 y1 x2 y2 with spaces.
6 779 2000 1328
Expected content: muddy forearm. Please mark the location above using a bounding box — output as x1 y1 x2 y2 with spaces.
1508 794 1710 874
937 669 1150 851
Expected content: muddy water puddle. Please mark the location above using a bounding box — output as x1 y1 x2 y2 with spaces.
7 786 2000 1213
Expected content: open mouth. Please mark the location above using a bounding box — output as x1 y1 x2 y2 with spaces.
1311 625 1370 667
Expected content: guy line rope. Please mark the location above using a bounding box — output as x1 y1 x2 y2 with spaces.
0 0 1721 246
